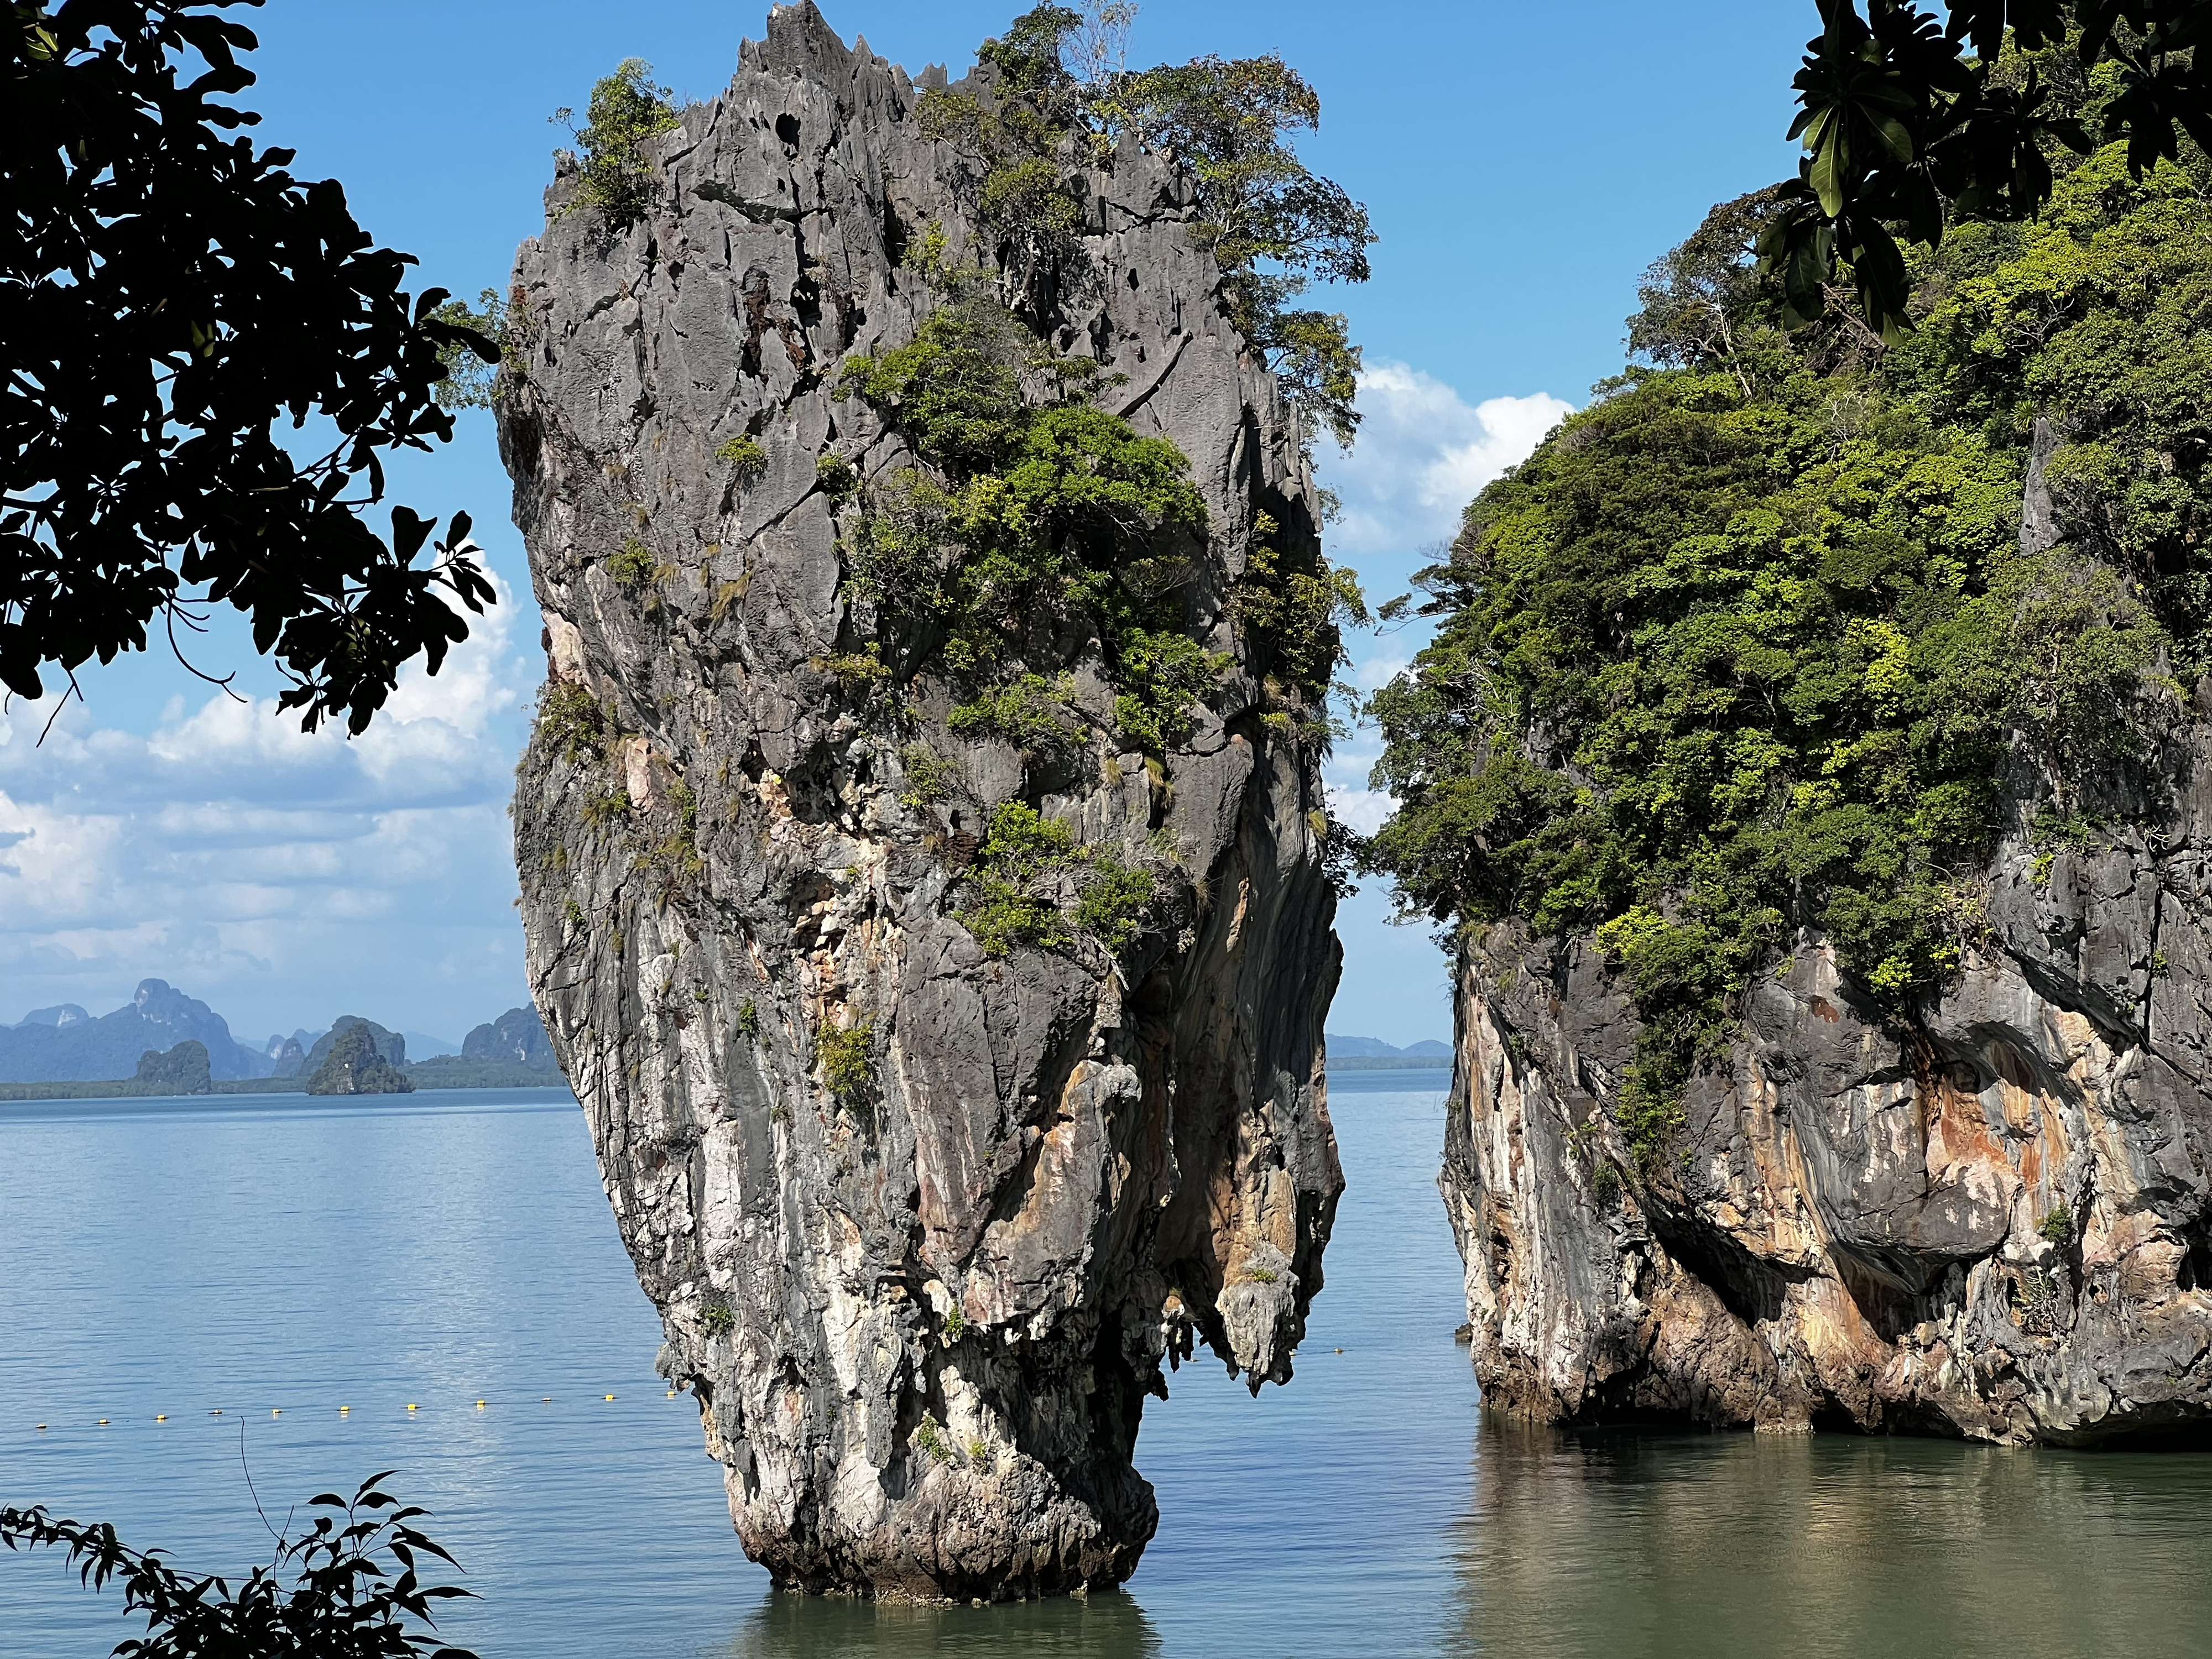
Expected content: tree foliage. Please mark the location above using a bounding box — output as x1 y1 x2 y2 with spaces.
551 59 679 231
956 800 1155 958
1367 138 2191 1167
426 290 507 410
837 267 1217 744
2 1472 478 1657
1096 53 1375 445
3 0 500 731
917 6 1373 448
1768 0 2211 340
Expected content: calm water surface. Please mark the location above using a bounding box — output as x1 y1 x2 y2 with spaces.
3 1077 2209 1656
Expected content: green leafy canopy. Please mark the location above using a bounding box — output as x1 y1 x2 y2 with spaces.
919 4 1374 450
1366 137 2195 1166
1767 0 2212 341
4 0 502 732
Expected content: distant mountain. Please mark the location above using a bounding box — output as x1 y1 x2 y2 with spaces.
18 1004 90 1028
2 986 560 1094
305 1025 414 1096
305 1018 406 1072
1325 1033 1451 1060
462 1006 555 1071
0 980 270 1082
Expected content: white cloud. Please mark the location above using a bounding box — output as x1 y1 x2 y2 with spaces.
1321 364 1574 568
0 571 540 1042
1311 366 1574 847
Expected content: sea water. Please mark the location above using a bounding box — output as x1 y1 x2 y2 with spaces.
3 1077 2210 1657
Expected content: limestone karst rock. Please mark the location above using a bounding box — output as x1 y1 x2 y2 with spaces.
1442 437 2212 1445
499 6 1344 1598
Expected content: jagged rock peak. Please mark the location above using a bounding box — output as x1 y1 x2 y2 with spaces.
500 5 1344 1600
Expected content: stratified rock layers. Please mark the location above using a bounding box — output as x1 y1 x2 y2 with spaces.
1444 460 2212 1444
499 7 1341 1598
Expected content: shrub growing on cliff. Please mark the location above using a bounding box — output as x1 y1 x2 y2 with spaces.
553 59 679 229
959 801 1156 959
715 434 768 484
1234 508 1368 711
817 1024 875 1107
535 682 603 763
1072 852 1153 953
608 539 658 587
948 673 1079 760
959 802 1078 956
838 286 1218 753
1365 133 2195 1175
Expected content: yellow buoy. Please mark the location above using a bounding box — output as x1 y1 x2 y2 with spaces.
666 1389 677 1397
603 1393 616 1401
338 1405 350 1413
475 1400 486 1409
406 1403 419 1411
271 1408 281 1417
97 1418 109 1426
155 1414 168 1422
210 1408 222 1416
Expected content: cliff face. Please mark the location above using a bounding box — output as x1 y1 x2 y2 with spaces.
498 6 1342 1598
1443 455 2212 1446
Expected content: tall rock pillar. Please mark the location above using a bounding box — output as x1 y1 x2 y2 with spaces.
499 6 1343 1597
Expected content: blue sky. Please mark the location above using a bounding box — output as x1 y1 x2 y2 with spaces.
0 0 1812 1047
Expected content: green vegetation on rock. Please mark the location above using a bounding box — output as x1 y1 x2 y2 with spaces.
1367 126 2205 1170
838 282 1214 742
913 6 1372 448
609 538 659 587
716 434 768 483
553 58 679 230
133 1039 213 1096
958 801 1155 958
306 1022 415 1097
817 1024 875 1108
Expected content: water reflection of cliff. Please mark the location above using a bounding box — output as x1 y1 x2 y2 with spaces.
1452 1424 2212 1657
706 1589 1161 1657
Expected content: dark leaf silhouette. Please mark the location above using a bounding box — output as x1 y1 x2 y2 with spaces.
3 0 500 733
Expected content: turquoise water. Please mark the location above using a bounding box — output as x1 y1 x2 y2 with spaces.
4 1077 2212 1656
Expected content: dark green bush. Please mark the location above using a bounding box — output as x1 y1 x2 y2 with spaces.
2 1474 479 1658
1367 143 2197 1174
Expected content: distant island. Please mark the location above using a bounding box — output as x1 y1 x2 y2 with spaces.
0 988 1427 1100
0 984 565 1103
1325 1034 1452 1070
